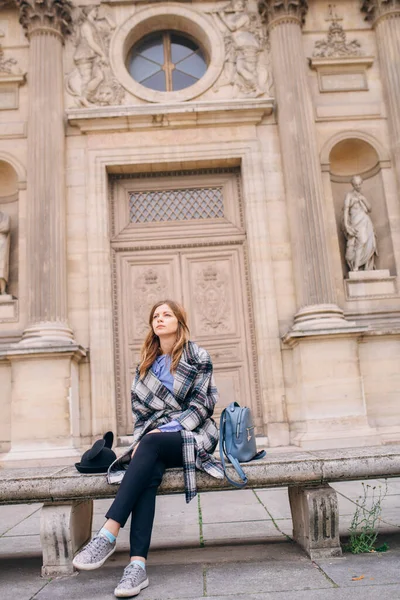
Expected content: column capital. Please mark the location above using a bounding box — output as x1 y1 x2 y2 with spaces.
258 0 308 28
16 0 73 40
361 0 400 26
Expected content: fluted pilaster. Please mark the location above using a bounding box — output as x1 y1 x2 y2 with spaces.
259 0 348 330
17 0 74 344
361 0 400 198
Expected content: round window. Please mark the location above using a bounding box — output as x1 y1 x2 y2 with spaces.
128 31 208 92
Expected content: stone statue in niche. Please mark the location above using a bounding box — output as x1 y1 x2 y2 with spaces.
343 176 377 272
0 210 10 295
66 5 124 107
212 0 270 97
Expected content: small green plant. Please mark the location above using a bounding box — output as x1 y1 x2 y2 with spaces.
343 481 388 554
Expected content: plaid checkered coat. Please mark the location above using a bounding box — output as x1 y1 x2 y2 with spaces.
107 341 224 502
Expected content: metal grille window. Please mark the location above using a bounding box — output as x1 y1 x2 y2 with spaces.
129 186 224 223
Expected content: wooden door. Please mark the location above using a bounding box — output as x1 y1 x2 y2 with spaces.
110 169 261 436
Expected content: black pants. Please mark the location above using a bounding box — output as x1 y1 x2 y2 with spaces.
105 432 183 558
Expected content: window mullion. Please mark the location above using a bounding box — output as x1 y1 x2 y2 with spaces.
164 32 173 91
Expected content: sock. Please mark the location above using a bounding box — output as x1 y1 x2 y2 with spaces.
130 559 146 571
100 527 116 543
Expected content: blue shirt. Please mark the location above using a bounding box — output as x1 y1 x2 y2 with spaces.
151 355 183 432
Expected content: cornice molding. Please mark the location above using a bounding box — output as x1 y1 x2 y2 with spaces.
66 99 275 134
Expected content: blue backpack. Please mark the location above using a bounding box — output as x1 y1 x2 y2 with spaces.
219 401 266 488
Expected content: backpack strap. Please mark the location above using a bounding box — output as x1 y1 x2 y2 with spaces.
219 409 247 488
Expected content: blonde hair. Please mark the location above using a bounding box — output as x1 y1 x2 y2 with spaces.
139 300 190 379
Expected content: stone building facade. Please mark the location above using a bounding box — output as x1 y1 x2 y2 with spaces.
0 0 399 463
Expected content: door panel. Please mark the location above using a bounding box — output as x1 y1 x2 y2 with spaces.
111 169 261 436
180 248 256 421
115 251 181 429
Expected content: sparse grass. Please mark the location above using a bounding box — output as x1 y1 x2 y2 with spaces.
198 493 205 548
343 481 388 554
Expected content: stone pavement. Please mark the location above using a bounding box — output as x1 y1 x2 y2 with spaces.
1 478 400 599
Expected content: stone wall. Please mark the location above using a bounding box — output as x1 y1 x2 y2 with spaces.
0 0 400 463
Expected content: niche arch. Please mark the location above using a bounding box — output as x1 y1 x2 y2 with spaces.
323 134 395 278
0 151 27 189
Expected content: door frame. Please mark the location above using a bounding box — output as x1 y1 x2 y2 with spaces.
85 140 287 444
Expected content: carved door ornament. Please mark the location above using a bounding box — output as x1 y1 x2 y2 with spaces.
194 263 230 333
66 5 125 107
210 0 272 97
133 268 168 337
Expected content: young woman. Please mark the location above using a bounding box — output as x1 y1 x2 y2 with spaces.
72 300 224 597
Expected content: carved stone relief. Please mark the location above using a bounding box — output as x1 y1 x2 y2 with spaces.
194 263 230 334
0 30 26 110
342 176 377 272
0 39 23 76
313 14 363 58
211 0 272 97
133 268 168 338
66 5 124 107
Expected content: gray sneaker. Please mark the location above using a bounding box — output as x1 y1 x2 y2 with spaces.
114 563 149 598
72 532 116 571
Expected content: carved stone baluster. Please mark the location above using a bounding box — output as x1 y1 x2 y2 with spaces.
17 0 75 344
258 0 349 331
361 0 400 197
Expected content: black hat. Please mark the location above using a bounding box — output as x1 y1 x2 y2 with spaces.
75 432 117 474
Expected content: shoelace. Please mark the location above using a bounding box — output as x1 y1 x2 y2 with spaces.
120 564 142 586
84 535 109 558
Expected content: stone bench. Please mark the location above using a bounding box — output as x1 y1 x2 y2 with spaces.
1 444 400 577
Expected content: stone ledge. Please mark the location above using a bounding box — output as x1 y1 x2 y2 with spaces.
345 269 398 299
0 343 87 362
2 444 400 504
67 99 275 133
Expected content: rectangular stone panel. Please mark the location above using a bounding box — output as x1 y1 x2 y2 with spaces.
319 71 368 92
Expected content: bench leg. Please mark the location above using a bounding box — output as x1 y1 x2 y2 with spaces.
40 500 93 577
288 484 342 560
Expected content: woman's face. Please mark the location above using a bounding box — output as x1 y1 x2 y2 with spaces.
152 304 179 338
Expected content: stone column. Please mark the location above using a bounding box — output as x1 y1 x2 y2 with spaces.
258 0 348 331
17 0 75 344
361 0 400 196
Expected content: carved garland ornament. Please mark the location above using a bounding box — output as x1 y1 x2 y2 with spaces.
313 20 363 58
0 41 23 75
66 5 124 107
